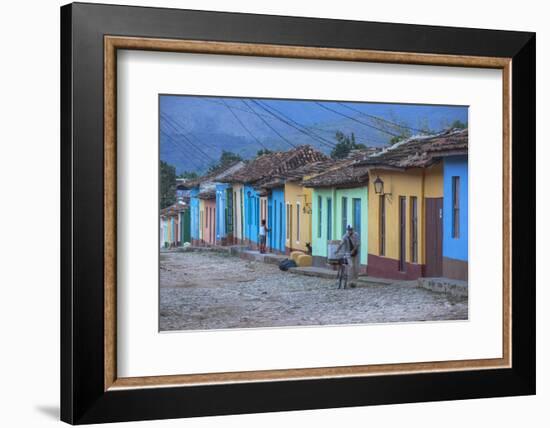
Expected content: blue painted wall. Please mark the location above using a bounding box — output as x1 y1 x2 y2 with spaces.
215 183 231 241
267 188 286 252
443 156 468 261
190 187 200 240
243 185 260 244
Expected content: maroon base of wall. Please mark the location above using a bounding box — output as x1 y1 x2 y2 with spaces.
367 254 424 280
443 257 468 281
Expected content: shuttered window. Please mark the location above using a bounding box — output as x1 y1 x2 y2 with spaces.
410 196 418 263
327 198 332 240
341 197 348 236
452 176 460 238
379 195 386 256
317 196 322 238
296 203 301 242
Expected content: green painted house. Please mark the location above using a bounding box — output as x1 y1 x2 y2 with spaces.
304 159 371 269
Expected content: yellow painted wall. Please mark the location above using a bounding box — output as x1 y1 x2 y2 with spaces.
424 162 443 198
284 182 313 252
368 162 443 265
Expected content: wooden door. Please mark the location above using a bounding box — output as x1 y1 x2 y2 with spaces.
425 197 443 277
212 207 215 243
399 196 406 272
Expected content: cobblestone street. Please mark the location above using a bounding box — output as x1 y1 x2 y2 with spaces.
160 250 468 331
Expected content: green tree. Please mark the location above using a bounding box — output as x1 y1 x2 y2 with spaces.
177 171 198 180
450 119 467 129
160 160 177 209
208 150 243 173
330 131 366 159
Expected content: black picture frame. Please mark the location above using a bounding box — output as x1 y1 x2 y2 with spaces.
61 2 535 424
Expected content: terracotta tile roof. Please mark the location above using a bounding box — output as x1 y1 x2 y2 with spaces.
197 189 216 200
354 128 468 170
185 160 245 188
299 148 379 188
219 145 328 185
256 159 334 189
301 159 371 188
160 202 188 217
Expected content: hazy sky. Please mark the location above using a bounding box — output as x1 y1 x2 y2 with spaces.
160 95 468 174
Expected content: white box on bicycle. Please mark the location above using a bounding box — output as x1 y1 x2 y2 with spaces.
327 240 343 263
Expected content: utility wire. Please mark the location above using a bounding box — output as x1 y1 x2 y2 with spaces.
160 114 216 162
241 100 298 148
302 124 373 144
161 112 218 153
161 119 215 163
254 100 337 149
314 102 401 138
336 102 431 135
200 97 272 120
204 97 376 145
220 99 271 151
160 129 212 168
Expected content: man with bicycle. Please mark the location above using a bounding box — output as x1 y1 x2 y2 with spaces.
336 225 360 288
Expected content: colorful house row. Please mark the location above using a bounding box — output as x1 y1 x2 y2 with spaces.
160 201 190 248
257 160 332 254
218 145 328 252
187 160 246 246
180 131 468 281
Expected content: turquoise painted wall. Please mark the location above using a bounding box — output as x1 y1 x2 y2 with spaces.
312 188 335 259
312 187 368 265
335 188 368 265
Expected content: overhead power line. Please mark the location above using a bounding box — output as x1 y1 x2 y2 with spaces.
220 99 270 151
253 100 337 149
160 129 212 168
336 102 431 135
160 113 216 162
302 124 373 145
240 100 298 149
314 102 401 138
161 112 218 153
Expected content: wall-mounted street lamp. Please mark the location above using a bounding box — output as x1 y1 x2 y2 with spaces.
373 176 384 194
298 194 312 214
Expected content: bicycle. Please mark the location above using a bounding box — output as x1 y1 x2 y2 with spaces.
336 253 350 289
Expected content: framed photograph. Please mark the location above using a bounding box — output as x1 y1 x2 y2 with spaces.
61 2 535 424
